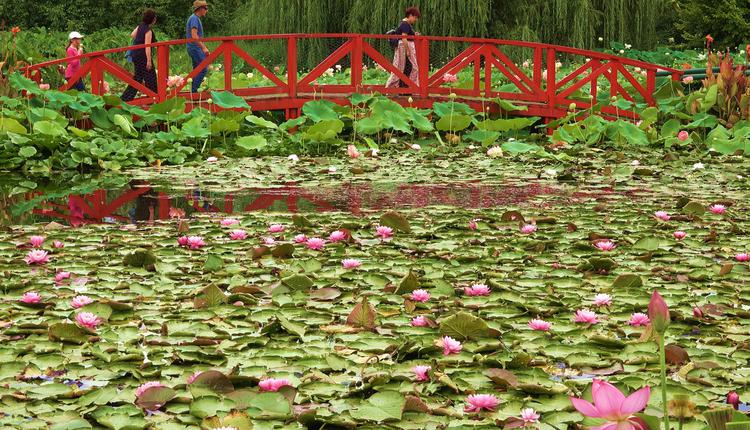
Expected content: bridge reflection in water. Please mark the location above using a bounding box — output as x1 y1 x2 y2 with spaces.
22 182 560 226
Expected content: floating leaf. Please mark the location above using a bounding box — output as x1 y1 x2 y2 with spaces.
379 211 410 232
439 312 490 340
347 297 377 329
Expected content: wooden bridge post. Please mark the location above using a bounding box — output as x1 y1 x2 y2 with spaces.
351 35 363 94
417 37 429 99
223 41 233 91
286 36 298 119
89 56 105 95
545 48 557 113
157 43 170 102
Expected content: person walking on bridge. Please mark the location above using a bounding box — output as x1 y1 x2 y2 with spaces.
65 32 86 91
186 1 210 93
386 6 421 88
121 9 159 102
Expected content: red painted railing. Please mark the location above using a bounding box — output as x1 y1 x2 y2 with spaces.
24 33 681 120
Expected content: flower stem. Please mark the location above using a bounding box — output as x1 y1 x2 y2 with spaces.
659 334 670 430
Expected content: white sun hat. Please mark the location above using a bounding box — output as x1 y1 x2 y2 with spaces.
68 31 84 40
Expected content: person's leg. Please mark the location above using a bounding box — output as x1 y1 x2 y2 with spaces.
122 59 146 101
70 80 86 91
400 58 413 88
188 48 208 93
144 66 158 94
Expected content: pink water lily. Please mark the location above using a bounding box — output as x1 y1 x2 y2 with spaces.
55 271 71 283
673 231 687 240
520 408 540 424
135 381 165 397
342 258 362 269
220 218 239 227
574 309 598 324
594 240 616 252
29 235 45 247
347 145 360 159
464 283 490 296
53 240 64 248
268 224 285 233
628 312 650 327
39 83 51 90
412 365 431 382
468 219 478 230
528 318 551 331
709 204 726 214
593 293 612 307
570 379 651 430
294 234 308 243
329 230 346 242
263 237 276 245
441 336 462 355
20 292 41 304
229 230 247 240
306 238 326 250
186 236 205 249
520 224 537 234
375 225 393 240
410 289 430 302
24 250 49 265
187 371 202 384
75 312 102 329
735 253 750 262
678 130 689 141
71 295 94 309
727 391 741 410
465 394 499 412
258 378 291 392
411 316 429 327
443 73 458 83
654 211 670 221
177 236 189 247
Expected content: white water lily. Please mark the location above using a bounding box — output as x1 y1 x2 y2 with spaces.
206 156 218 163
487 146 503 158
288 154 299 162
631 160 640 166
328 166 338 173
411 144 421 151
389 138 398 144
544 169 557 177
371 148 379 156
692 162 705 170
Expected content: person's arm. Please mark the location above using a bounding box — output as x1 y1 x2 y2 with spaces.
191 27 209 54
67 48 81 68
131 27 138 38
145 30 153 69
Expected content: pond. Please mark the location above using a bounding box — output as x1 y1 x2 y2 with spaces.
0 153 748 429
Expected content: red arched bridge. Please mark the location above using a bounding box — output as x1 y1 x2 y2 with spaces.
25 34 681 120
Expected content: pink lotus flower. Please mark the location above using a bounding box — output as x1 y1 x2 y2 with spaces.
342 258 362 269
329 230 346 242
410 289 430 302
682 76 694 84
570 379 651 430
673 231 687 240
167 75 185 88
441 336 462 355
347 145 360 159
528 318 551 331
29 235 45 247
39 83 51 90
220 218 239 227
268 224 285 233
186 236 205 249
258 378 291 392
20 292 41 304
71 295 94 309
728 391 741 410
75 312 102 329
294 234 308 243
306 238 325 250
465 394 500 412
693 306 703 318
574 309 598 324
735 253 749 262
229 230 247 240
177 236 189 247
187 371 202 384
464 283 490 296
709 204 726 214
654 211 670 221
24 250 49 265
443 73 458 83
678 130 689 141
233 300 244 306
628 312 650 327
55 271 71 283
411 316 429 327
520 224 537 234
53 240 64 248
263 237 276 245
520 408 540 424
135 381 165 397
412 365 431 382
593 293 612 307
594 240 616 251
468 219 478 230
102 81 111 94
648 290 670 333
375 225 393 240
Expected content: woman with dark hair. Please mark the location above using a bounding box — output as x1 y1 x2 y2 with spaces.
386 6 421 88
122 9 158 101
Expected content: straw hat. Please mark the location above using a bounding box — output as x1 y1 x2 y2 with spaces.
68 31 84 40
193 0 208 10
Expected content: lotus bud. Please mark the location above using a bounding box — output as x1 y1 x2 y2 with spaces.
727 391 740 410
449 93 457 99
692 306 703 318
207 98 213 104
610 96 618 102
569 102 577 110
408 97 414 104
647 290 670 334
668 394 697 419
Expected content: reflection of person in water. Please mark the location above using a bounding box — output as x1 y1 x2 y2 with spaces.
68 196 86 227
128 180 157 223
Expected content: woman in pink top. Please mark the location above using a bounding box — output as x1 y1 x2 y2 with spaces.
65 31 86 91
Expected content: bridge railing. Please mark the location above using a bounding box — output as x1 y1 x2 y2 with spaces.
24 33 681 120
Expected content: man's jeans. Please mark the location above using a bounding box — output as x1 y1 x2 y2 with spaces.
187 46 207 93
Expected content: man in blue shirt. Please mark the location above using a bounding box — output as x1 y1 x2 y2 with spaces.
186 0 210 93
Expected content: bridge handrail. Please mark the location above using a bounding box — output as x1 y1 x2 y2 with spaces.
24 33 681 75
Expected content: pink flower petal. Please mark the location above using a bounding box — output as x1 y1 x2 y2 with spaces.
620 386 650 415
570 397 601 418
592 380 627 420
